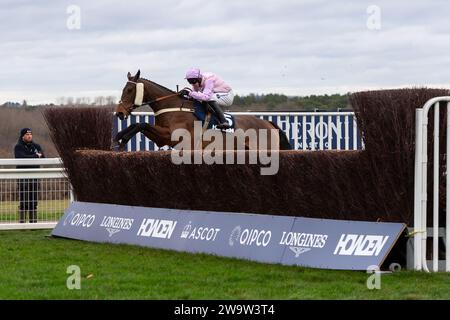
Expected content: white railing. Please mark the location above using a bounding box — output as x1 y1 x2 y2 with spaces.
0 158 72 230
414 97 450 272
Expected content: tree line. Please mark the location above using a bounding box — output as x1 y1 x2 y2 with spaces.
2 93 351 112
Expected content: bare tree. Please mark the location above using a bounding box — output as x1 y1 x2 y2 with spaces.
56 97 65 106
106 96 116 105
94 96 106 106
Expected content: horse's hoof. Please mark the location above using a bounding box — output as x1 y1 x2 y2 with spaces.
118 143 126 151
111 140 126 152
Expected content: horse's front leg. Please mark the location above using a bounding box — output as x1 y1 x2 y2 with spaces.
113 124 140 150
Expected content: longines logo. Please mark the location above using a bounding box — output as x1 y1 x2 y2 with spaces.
289 247 311 257
106 228 121 237
100 216 134 238
279 232 328 258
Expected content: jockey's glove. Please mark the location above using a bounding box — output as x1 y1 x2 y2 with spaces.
179 89 192 100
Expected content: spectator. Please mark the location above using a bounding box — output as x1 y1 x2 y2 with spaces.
14 128 45 223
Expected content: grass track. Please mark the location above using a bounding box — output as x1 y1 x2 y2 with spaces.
0 230 449 300
0 200 67 222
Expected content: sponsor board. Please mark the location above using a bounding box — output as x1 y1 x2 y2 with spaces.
52 202 405 270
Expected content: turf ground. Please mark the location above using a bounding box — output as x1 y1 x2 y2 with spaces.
0 229 449 300
0 200 66 222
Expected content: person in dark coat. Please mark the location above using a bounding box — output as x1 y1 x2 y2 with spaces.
14 128 45 223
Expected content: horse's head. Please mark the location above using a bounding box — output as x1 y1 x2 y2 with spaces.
116 70 142 120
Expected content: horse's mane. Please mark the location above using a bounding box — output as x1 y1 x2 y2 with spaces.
139 77 176 94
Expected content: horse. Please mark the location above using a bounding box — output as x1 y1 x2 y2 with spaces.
114 70 292 151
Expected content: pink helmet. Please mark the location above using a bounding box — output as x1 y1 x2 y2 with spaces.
185 67 202 79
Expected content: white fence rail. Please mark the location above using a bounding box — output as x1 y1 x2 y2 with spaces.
414 96 450 272
0 158 72 230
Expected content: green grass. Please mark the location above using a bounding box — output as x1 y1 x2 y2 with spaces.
0 230 449 300
0 199 67 222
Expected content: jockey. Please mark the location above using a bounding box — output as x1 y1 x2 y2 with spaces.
180 68 234 129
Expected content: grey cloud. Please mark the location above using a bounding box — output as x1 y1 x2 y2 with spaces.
1 0 450 104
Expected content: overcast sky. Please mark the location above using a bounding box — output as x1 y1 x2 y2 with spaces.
1 0 450 104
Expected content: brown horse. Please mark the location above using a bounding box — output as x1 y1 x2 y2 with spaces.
114 70 291 150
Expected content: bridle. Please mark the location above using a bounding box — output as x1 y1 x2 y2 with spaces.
121 80 194 117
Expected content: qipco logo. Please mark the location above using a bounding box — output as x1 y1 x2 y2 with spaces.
239 228 272 247
66 212 96 228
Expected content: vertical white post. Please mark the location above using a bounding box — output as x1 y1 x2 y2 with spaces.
319 115 324 150
327 115 332 150
145 115 150 151
421 107 430 272
136 115 141 152
118 117 122 132
336 115 342 151
433 103 440 272
447 102 450 272
126 116 132 151
302 116 307 150
344 116 350 150
414 109 423 270
69 184 74 203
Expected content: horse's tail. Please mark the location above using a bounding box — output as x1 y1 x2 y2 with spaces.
269 121 292 150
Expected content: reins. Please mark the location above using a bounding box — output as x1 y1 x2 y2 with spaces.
142 93 180 106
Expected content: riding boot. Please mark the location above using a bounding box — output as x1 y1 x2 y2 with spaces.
208 101 230 129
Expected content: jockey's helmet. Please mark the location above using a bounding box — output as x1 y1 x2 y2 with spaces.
185 68 202 83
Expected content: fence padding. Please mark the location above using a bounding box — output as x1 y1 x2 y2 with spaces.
72 150 389 221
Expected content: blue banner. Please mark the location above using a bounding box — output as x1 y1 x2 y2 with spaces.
53 202 405 270
114 112 363 151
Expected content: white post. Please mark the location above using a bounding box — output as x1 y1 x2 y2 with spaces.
302 116 307 150
126 116 132 151
327 115 332 150
415 97 450 272
136 115 141 152
433 103 440 272
421 107 430 272
344 116 349 150
319 115 324 150
69 185 74 203
414 109 423 270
